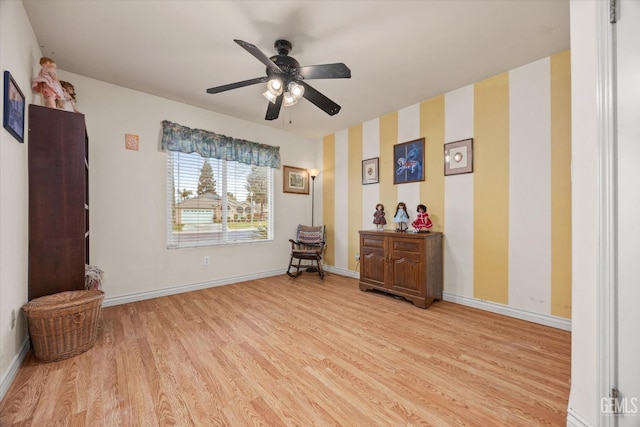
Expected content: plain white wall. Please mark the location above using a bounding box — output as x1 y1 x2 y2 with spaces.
55 69 321 301
0 0 42 398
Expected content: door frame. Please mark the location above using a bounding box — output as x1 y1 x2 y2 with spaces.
596 0 617 425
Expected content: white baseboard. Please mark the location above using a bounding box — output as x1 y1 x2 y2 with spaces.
103 265 361 308
567 408 593 427
0 337 30 401
442 292 571 331
101 267 570 331
323 268 571 331
103 268 284 307
324 265 359 279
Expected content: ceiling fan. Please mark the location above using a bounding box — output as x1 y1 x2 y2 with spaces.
206 39 351 121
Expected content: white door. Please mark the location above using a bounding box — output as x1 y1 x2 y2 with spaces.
616 0 640 423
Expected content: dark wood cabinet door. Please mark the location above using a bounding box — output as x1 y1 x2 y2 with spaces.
388 237 425 297
359 233 386 288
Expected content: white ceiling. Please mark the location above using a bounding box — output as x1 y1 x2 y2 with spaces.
22 0 570 139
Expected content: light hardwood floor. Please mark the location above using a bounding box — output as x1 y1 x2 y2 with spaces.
0 273 571 426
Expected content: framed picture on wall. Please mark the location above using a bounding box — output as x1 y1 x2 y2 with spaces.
283 165 310 195
3 71 25 143
393 137 425 184
362 157 379 185
444 138 473 176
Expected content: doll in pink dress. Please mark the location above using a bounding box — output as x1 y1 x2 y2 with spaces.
373 203 387 231
32 57 65 109
411 204 433 232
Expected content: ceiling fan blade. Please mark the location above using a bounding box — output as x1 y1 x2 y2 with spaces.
234 39 282 73
206 76 267 94
297 63 351 80
265 94 283 121
298 81 341 116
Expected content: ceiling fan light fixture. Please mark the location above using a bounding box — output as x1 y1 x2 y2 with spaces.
283 91 298 107
263 90 279 104
288 81 304 100
266 78 283 95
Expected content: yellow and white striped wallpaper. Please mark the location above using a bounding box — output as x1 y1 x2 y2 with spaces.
322 50 571 328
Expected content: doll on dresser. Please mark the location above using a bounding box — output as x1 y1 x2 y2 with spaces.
373 203 387 231
411 204 433 232
393 202 410 232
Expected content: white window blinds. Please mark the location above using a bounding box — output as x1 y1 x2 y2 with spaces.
166 151 274 248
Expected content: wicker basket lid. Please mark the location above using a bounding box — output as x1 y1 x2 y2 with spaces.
23 290 104 313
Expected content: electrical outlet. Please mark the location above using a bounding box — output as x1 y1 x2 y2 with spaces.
10 309 16 330
355 252 360 261
203 256 210 266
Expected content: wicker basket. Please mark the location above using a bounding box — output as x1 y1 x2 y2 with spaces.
22 290 104 362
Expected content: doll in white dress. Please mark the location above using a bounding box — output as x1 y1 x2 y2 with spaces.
393 202 410 232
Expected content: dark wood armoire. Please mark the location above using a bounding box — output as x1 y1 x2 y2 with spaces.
28 104 89 300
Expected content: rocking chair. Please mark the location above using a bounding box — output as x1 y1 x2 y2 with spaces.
286 225 326 279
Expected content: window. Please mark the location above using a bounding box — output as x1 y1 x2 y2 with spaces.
167 151 273 248
161 120 280 248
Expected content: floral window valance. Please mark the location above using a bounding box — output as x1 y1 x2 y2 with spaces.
161 120 281 169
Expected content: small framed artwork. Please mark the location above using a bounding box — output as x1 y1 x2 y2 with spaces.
444 138 473 176
3 71 25 143
283 165 309 195
393 137 425 184
125 133 139 151
362 157 379 185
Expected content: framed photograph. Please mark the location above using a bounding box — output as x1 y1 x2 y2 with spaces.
283 165 309 195
393 137 425 184
444 138 473 176
362 157 379 185
3 71 25 143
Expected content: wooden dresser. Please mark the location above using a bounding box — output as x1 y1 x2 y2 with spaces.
359 230 443 308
